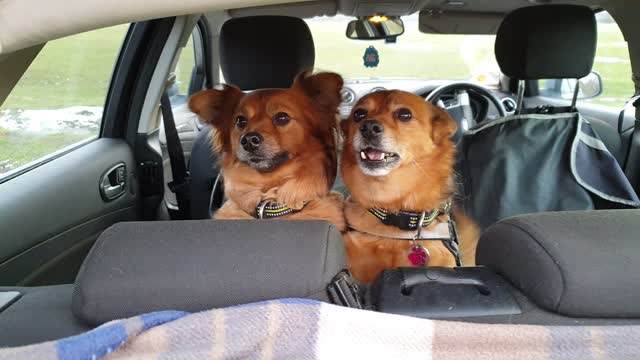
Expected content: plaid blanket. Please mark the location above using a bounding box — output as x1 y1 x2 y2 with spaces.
1 298 638 359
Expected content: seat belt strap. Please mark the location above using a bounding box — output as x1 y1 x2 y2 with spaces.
160 91 191 220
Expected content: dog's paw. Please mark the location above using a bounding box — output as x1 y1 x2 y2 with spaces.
276 190 306 210
262 187 279 201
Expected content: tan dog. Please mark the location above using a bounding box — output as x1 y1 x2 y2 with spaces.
340 90 479 283
189 72 345 230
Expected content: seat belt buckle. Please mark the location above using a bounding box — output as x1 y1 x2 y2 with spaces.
327 270 362 309
168 174 191 195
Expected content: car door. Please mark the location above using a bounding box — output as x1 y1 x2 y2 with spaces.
0 24 140 286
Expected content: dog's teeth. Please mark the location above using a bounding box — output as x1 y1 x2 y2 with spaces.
360 151 367 160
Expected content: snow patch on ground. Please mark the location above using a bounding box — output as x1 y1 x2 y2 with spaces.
0 106 102 134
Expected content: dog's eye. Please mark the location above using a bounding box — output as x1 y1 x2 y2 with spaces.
353 108 367 122
395 108 413 122
273 112 290 126
235 115 248 129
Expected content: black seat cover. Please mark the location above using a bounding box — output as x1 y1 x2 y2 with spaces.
458 5 639 229
189 16 316 219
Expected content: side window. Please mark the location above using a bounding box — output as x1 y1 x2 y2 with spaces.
172 35 196 100
0 25 128 177
168 25 207 108
538 11 632 108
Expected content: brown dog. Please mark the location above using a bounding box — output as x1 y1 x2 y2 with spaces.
340 90 479 283
188 72 345 230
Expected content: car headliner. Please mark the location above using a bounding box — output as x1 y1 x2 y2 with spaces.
0 0 638 93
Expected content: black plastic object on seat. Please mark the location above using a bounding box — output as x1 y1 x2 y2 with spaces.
495 4 596 79
370 267 521 319
477 209 640 318
220 16 315 90
72 220 347 325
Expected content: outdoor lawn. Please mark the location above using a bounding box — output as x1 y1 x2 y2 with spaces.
0 14 634 175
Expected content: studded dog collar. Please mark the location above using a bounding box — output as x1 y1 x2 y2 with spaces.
349 199 461 266
255 200 309 219
367 200 452 231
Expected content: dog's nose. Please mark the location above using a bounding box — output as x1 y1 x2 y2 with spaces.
359 120 384 138
240 132 263 152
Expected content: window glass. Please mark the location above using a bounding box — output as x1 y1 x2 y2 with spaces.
175 35 196 96
538 11 632 107
306 14 500 86
0 25 128 176
589 11 632 107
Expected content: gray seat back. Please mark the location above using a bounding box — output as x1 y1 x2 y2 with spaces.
72 220 347 325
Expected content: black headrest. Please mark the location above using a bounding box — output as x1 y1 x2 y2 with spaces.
72 220 346 325
220 16 315 90
495 5 596 79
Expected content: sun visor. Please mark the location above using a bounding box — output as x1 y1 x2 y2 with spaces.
419 10 502 35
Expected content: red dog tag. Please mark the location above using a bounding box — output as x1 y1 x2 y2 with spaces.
408 244 429 267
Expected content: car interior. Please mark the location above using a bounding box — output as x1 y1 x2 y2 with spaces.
1 0 640 348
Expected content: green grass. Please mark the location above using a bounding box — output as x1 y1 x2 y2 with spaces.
0 20 635 174
175 36 196 95
2 25 129 110
586 24 634 106
0 128 90 169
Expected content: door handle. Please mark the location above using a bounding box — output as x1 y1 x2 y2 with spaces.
100 163 126 201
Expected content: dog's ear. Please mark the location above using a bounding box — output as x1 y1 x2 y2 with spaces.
431 108 458 145
188 85 244 153
293 71 344 112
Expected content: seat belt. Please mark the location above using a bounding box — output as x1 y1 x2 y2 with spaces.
160 91 191 220
620 95 640 193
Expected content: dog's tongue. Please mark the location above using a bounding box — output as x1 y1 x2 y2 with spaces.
365 149 385 161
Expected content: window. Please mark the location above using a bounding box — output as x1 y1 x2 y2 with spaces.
167 25 207 109
306 14 500 86
538 11 632 108
174 35 197 97
0 25 128 177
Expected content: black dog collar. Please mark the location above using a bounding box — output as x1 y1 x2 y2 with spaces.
255 200 308 219
367 200 452 231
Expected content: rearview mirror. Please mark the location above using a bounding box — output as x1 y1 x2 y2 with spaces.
346 16 404 40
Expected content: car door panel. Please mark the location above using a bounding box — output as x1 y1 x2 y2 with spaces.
0 139 139 285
